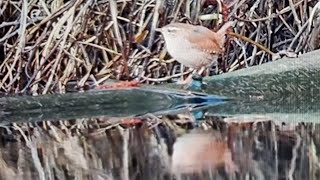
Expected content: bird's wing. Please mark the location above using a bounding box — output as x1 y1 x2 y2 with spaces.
187 22 233 54
187 27 224 53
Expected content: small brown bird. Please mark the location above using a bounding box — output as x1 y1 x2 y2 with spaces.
158 21 234 83
171 130 238 175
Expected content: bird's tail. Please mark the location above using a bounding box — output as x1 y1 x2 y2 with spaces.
215 21 235 47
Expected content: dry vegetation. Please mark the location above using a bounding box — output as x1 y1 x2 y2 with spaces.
1 1 320 179
0 0 320 95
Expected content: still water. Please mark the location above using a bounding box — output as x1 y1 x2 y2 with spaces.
0 88 319 180
0 113 317 180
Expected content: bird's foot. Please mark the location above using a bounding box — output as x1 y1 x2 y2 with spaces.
188 74 207 90
176 70 207 90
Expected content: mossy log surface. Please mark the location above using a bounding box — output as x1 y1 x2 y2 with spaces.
164 49 320 100
201 49 320 100
158 49 320 122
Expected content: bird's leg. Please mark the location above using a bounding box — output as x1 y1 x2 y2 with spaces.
196 67 207 76
179 67 204 85
176 68 196 85
190 67 205 83
180 65 185 82
176 67 208 85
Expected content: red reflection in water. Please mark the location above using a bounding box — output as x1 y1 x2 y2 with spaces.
171 130 238 175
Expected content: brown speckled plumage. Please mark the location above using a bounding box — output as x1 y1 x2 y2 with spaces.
159 22 233 70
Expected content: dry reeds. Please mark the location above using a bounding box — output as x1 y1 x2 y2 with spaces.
0 0 319 95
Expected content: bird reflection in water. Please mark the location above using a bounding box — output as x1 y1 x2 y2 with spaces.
170 129 238 177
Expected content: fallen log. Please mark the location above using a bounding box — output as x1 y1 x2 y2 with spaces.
165 49 320 100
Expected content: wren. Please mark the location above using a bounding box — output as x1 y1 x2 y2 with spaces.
158 21 234 81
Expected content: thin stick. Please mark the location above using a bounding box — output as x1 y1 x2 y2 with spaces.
227 32 276 56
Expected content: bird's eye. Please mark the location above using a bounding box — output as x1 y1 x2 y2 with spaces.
167 27 179 33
